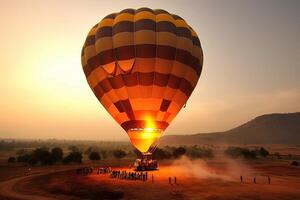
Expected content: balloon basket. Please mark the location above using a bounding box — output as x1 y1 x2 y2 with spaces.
134 152 158 171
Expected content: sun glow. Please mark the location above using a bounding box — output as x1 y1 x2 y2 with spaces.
127 118 162 153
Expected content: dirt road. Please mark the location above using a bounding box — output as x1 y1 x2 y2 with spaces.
0 166 79 200
0 173 58 200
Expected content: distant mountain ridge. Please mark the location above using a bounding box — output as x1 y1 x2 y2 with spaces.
160 112 300 145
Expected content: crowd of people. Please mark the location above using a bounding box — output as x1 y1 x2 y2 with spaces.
76 167 93 175
240 175 271 184
110 170 150 182
97 167 112 174
76 167 273 186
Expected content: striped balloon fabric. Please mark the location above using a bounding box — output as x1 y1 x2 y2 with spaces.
81 8 203 153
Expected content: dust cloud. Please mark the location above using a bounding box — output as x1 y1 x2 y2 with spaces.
169 156 252 181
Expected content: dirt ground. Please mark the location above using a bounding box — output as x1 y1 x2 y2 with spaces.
0 156 300 200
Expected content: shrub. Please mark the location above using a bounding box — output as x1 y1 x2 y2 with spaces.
68 145 81 153
153 148 172 160
63 152 82 164
51 147 63 163
225 147 256 159
173 147 186 158
89 152 101 161
100 150 108 159
258 147 269 157
291 161 299 166
8 156 16 163
186 146 214 159
17 154 31 163
112 150 127 160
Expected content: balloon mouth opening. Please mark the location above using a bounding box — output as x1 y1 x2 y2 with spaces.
127 128 163 153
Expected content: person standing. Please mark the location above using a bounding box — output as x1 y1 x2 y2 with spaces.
253 176 256 184
169 177 171 184
240 175 243 183
152 174 154 183
174 177 177 184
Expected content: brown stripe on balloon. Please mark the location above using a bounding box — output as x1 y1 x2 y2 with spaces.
121 120 169 131
177 27 192 38
84 35 95 47
86 56 101 73
92 23 98 28
192 36 201 47
113 21 134 34
139 72 154 85
136 7 154 14
109 74 124 89
153 73 169 86
104 13 117 19
160 99 171 111
154 9 170 15
157 21 177 34
172 14 183 20
95 72 194 98
114 99 135 119
179 79 194 97
96 26 112 38
94 84 105 101
135 19 156 31
85 44 201 76
82 64 92 77
90 20 197 44
122 73 138 86
87 51 115 73
81 47 85 56
120 8 135 14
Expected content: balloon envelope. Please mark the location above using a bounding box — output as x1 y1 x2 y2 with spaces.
81 8 203 153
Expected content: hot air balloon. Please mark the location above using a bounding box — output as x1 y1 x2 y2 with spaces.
81 8 203 168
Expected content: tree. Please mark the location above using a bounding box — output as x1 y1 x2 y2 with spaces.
51 147 63 163
8 156 16 163
68 145 81 153
186 146 214 159
63 152 82 164
153 148 172 160
100 150 108 159
112 150 127 160
291 161 299 166
17 154 31 163
225 147 256 159
30 147 52 165
173 147 186 158
89 152 101 161
259 147 269 157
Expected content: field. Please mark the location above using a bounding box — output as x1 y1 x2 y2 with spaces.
0 144 299 200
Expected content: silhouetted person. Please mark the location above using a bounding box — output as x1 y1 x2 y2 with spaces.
268 176 271 184
240 176 243 183
169 177 171 184
174 177 177 184
253 176 256 184
152 174 154 183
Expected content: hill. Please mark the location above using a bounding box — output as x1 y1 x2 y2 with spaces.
160 112 300 145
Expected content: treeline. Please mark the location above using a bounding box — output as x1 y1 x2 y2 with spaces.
224 146 269 159
151 145 214 160
8 147 81 165
7 146 130 166
0 139 131 152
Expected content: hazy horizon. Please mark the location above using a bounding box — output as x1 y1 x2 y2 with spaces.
1 0 299 140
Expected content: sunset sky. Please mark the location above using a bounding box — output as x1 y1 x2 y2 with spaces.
0 0 299 141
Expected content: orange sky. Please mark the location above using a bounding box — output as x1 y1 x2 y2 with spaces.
0 0 299 140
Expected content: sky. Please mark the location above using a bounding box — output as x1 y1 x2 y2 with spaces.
0 0 299 141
